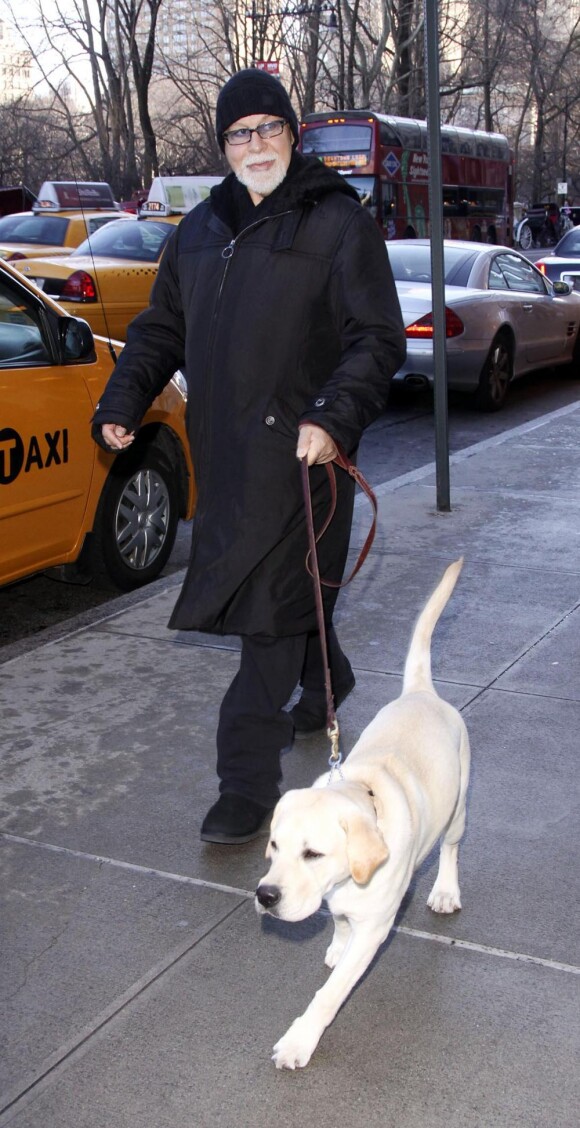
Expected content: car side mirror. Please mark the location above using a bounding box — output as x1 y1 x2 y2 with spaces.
61 316 95 361
552 280 572 295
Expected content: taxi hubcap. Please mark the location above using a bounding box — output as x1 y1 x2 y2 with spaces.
115 469 170 570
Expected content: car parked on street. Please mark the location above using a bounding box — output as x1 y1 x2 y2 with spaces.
16 216 176 341
16 177 224 341
388 239 580 410
0 259 195 591
535 226 580 291
139 175 222 218
0 181 126 262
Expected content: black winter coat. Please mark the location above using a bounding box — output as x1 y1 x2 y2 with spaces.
92 155 406 636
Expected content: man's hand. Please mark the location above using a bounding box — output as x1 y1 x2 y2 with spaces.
296 423 337 466
101 423 135 451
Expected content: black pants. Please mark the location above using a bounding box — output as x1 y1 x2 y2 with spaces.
216 626 351 807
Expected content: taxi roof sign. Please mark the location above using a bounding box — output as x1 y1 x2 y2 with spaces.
33 181 117 212
140 176 223 217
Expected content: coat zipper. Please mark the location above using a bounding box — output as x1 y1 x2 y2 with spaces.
192 208 295 545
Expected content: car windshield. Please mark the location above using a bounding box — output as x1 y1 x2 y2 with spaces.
386 243 478 286
73 219 175 262
0 215 69 245
554 227 580 256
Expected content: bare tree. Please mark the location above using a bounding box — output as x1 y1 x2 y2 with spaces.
439 0 517 133
388 0 424 116
115 0 163 184
3 0 165 196
5 0 580 211
510 0 580 201
0 96 100 187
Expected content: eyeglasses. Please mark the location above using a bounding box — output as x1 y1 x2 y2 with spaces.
223 120 287 146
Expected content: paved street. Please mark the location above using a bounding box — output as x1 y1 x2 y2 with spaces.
2 362 579 655
1 400 580 1126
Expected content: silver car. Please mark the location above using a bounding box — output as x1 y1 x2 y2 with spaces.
387 240 580 410
535 225 580 290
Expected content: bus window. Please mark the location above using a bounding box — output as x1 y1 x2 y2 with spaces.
381 182 396 225
395 120 423 150
455 129 477 157
347 176 379 218
463 188 504 215
300 124 372 157
443 188 460 216
379 122 403 146
441 132 459 155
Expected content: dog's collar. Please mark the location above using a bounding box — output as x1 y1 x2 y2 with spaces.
352 780 380 821
327 776 379 822
366 787 380 823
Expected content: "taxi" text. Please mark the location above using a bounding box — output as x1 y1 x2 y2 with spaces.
0 428 69 485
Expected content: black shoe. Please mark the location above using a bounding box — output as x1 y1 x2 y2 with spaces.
289 673 356 736
200 792 274 845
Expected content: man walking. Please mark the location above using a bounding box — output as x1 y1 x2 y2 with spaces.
92 68 406 844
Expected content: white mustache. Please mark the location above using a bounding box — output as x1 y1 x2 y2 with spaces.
241 156 276 173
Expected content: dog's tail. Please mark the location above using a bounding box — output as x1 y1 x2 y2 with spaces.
402 558 463 695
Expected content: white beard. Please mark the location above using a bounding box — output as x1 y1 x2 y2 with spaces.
235 151 288 199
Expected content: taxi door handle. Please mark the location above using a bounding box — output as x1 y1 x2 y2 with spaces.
521 303 534 312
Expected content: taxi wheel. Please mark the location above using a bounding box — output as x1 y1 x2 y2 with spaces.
93 447 179 590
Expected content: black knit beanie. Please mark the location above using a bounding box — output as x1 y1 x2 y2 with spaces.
216 69 300 152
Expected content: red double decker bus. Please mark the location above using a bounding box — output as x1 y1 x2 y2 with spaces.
299 110 513 245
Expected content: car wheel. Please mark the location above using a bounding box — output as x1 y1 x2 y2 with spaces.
93 446 179 590
518 223 533 251
473 334 513 412
565 331 580 380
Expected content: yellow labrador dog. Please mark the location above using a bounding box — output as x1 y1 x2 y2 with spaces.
256 558 470 1069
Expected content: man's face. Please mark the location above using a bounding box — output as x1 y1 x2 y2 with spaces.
224 114 293 205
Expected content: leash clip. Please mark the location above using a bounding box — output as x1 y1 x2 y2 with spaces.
326 718 343 783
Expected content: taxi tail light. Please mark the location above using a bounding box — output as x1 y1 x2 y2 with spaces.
405 308 464 339
6 251 26 261
535 261 546 274
61 270 98 301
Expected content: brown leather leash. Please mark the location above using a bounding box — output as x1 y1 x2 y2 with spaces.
300 444 377 777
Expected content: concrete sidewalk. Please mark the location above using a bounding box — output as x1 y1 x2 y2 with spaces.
1 402 580 1127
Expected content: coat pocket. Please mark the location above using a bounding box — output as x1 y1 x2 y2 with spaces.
262 397 301 442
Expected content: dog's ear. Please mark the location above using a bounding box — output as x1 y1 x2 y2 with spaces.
340 812 389 885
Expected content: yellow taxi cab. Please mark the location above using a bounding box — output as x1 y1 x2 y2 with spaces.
0 181 126 262
0 258 195 591
16 176 222 340
139 175 222 219
17 216 172 340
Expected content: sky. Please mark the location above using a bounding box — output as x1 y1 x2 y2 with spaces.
0 0 93 102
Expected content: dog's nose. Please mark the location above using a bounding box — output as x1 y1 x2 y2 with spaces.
256 884 281 909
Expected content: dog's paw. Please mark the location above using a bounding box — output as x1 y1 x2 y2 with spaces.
324 940 346 969
272 1017 319 1070
427 886 461 914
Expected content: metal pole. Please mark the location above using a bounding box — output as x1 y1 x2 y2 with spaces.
424 0 450 511
563 96 568 183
